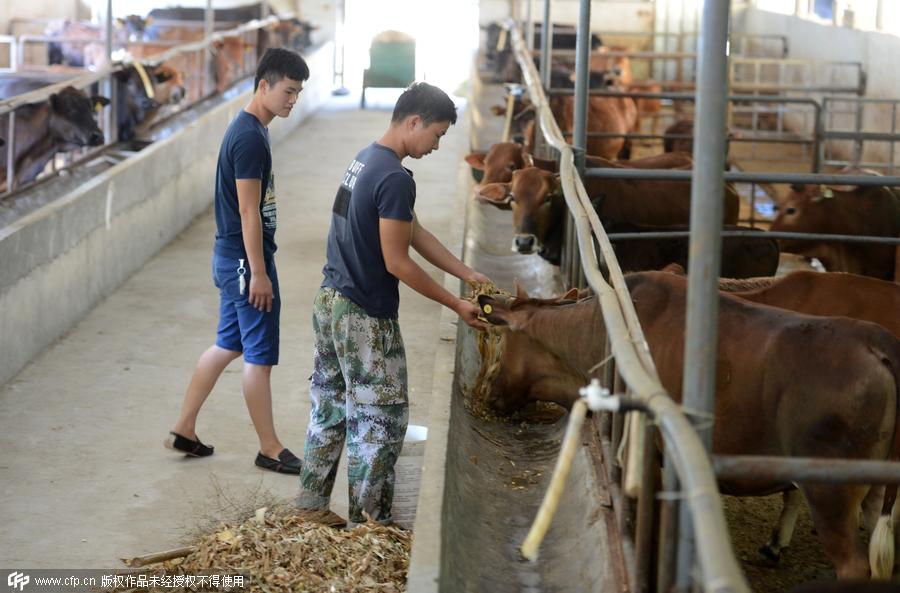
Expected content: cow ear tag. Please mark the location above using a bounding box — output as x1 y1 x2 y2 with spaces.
483 304 493 314
94 102 103 113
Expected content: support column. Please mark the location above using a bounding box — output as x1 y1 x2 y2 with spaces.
572 0 591 171
675 0 731 588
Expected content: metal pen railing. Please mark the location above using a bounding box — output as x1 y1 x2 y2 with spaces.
509 6 900 590
510 21 750 593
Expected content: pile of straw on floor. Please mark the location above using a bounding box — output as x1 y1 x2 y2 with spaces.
117 506 411 592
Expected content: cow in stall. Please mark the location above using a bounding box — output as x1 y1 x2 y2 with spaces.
114 62 186 141
0 80 110 191
662 267 900 566
663 118 740 169
475 271 900 580
769 175 900 282
475 162 740 266
588 45 664 138
45 16 149 68
494 69 637 160
212 35 257 93
146 3 316 54
465 141 693 186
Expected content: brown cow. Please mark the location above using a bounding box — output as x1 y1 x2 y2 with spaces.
719 271 900 338
465 141 693 186
476 164 740 264
711 269 900 564
770 180 900 281
477 272 900 579
0 81 110 191
492 88 637 160
587 47 663 137
549 87 637 160
663 119 694 154
212 35 257 93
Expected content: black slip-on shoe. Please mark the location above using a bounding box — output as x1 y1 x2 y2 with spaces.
165 432 214 457
255 448 302 475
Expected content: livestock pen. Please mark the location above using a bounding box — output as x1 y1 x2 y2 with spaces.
2 1 900 592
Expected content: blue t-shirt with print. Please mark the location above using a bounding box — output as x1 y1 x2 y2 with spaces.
322 142 416 319
213 110 276 260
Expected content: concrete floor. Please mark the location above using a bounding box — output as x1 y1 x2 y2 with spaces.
0 89 471 568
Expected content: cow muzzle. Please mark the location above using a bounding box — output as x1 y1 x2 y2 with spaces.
513 233 540 254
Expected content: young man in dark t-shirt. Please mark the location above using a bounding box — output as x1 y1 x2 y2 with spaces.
297 82 490 524
165 48 309 475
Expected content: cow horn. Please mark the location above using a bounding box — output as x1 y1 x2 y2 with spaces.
515 282 530 300
132 61 155 99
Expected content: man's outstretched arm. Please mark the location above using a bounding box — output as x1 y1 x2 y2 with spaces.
410 215 490 286
380 217 487 330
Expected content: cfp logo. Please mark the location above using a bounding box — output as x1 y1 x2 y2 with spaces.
7 572 29 591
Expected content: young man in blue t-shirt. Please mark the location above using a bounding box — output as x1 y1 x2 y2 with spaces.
297 82 490 524
165 48 309 475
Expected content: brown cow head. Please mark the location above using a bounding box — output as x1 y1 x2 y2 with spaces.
151 63 186 105
770 184 838 239
213 36 255 93
475 286 594 412
466 142 559 186
476 167 566 264
49 86 109 148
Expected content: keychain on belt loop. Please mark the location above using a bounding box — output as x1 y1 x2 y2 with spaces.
238 258 247 295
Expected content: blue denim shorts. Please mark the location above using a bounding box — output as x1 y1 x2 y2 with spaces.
212 254 280 365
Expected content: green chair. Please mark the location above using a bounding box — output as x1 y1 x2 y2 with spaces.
361 30 415 109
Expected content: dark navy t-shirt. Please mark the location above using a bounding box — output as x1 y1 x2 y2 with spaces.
213 110 276 260
322 142 416 319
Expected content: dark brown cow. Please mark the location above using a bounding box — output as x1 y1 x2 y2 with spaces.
663 118 740 168
0 80 110 191
477 271 900 579
770 180 900 281
476 164 740 264
663 118 694 153
465 141 693 186
710 269 900 564
606 221 779 278
114 62 186 141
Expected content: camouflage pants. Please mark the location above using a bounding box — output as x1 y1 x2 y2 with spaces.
297 287 409 523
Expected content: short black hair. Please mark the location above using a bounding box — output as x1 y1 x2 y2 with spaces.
254 47 309 91
391 82 457 125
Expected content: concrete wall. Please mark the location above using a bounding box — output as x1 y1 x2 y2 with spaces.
735 6 900 166
0 41 333 386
